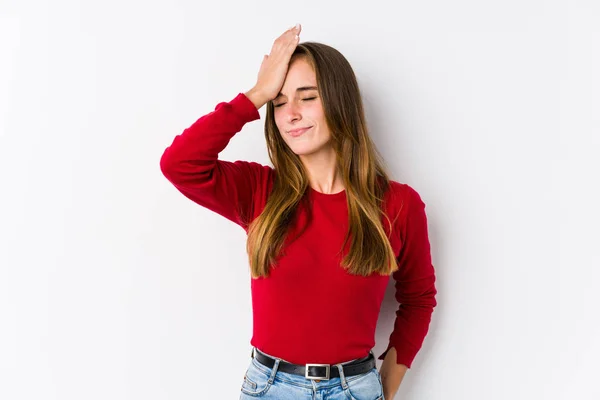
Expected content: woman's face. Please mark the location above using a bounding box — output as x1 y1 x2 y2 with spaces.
273 57 332 158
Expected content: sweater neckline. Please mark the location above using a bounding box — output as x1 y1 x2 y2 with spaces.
309 186 346 200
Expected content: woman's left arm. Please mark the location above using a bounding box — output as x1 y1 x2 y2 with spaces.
377 184 438 398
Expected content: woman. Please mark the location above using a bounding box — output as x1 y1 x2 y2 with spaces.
160 23 437 400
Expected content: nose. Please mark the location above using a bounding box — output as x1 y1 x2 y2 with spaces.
285 102 302 123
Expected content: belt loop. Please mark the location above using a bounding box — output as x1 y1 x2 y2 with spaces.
335 363 349 389
268 358 281 384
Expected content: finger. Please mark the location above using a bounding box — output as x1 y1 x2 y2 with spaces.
288 31 300 47
272 25 300 53
290 34 299 47
276 26 293 41
288 24 301 38
273 34 296 53
282 23 300 38
285 27 300 45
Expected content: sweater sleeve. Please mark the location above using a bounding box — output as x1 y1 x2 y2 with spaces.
377 184 438 368
159 93 271 230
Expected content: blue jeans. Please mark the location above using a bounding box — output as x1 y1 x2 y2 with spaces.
240 347 385 399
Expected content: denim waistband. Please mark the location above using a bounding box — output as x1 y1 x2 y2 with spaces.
253 346 374 366
248 348 379 392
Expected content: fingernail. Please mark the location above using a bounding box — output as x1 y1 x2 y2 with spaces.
295 23 300 29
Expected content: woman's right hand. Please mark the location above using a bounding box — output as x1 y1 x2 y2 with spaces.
246 24 302 109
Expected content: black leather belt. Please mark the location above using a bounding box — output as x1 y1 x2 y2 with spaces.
251 347 376 381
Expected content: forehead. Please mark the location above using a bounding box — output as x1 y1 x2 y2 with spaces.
279 58 317 95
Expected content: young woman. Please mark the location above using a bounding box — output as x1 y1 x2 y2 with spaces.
160 24 437 400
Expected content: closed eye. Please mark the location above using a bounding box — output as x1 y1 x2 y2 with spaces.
274 97 317 108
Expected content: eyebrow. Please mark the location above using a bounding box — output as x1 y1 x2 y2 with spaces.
275 86 318 99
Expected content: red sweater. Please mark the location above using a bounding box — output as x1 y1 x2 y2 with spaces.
160 93 437 368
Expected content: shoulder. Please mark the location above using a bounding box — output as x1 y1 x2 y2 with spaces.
384 180 425 211
383 180 430 245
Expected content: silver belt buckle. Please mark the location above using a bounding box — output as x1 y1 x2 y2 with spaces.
305 363 331 380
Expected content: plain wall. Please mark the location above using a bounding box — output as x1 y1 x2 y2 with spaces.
1 1 599 399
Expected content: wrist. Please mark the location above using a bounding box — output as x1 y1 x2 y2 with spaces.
245 87 270 110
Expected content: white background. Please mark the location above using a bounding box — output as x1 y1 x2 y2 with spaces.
1 1 599 399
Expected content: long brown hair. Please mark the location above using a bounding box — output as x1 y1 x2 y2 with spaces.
245 42 400 279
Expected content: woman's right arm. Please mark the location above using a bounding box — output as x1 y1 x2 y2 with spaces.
159 91 271 230
160 24 302 229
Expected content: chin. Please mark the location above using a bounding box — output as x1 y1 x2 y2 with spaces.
289 146 325 157
289 148 312 156
283 135 332 156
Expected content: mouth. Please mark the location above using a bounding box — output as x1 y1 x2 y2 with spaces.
288 126 313 137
